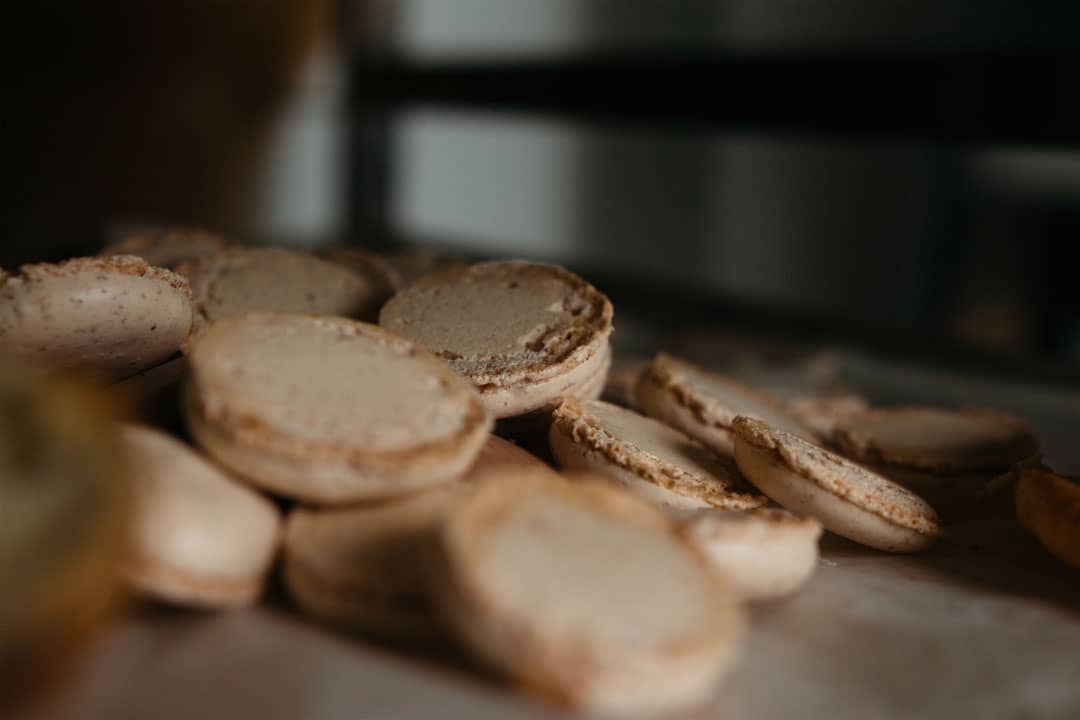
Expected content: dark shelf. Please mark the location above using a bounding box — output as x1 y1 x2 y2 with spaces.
354 53 1080 146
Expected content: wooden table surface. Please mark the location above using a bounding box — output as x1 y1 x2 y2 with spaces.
20 348 1080 720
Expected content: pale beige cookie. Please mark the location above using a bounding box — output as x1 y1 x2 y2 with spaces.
732 416 943 552
284 487 457 638
463 434 560 482
676 507 823 600
99 226 229 270
431 471 745 717
0 360 129 708
380 261 613 418
549 399 766 511
182 247 389 333
184 313 492 504
120 425 280 608
833 406 1039 474
636 353 817 458
0 256 192 380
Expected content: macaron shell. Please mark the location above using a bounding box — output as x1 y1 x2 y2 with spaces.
433 472 744 717
379 261 614 418
0 256 192 380
550 399 767 511
732 417 942 552
678 508 823 600
184 313 492 504
833 406 1039 473
121 425 281 608
184 247 390 332
636 353 818 457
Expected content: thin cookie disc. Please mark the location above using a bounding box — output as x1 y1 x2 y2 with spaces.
379 261 613 418
432 471 744 716
550 399 766 511
732 416 943 553
636 353 818 457
0 256 192 380
833 406 1039 474
184 313 492 504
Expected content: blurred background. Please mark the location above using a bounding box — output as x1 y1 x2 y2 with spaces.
6 1 1080 376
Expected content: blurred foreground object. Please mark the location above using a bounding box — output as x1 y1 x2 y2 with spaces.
1015 466 1080 569
0 357 129 711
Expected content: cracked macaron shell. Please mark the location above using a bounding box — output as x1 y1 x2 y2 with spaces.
550 399 766 511
379 262 613 415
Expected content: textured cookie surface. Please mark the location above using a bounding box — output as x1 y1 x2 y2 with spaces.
551 399 766 510
0 255 192 380
637 353 817 445
833 407 1039 473
379 261 613 416
734 416 942 535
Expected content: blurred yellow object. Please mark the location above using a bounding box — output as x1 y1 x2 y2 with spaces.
1015 467 1080 569
0 357 130 711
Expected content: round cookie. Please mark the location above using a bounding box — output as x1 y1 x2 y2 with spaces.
676 507 823 600
832 406 1039 474
636 353 818 458
0 359 129 709
0 256 192 380
549 399 766 511
182 247 390 333
431 471 745 717
379 261 613 418
121 425 280 608
1015 467 1080 569
100 226 229 270
732 416 943 552
284 487 457 638
184 313 492 504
